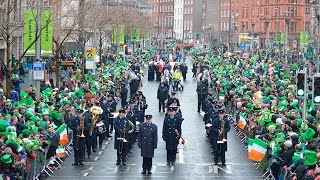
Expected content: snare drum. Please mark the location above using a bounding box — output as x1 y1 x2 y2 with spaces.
96 122 106 134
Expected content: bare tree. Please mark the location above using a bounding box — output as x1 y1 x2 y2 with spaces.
0 0 54 96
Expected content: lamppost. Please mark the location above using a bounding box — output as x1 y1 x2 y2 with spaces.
251 21 255 51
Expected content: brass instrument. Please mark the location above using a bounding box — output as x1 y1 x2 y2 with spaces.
89 106 103 136
76 113 85 150
117 120 135 154
217 118 227 144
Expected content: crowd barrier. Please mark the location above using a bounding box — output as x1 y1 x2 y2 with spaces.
21 127 74 180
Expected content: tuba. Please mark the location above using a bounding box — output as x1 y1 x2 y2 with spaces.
89 106 103 136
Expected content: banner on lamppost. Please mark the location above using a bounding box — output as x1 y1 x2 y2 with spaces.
273 34 280 42
280 32 286 44
144 33 151 40
238 33 248 43
132 27 140 42
24 9 36 56
41 9 53 56
112 25 125 44
300 32 309 46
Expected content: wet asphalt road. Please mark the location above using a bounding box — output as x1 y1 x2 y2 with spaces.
49 57 262 180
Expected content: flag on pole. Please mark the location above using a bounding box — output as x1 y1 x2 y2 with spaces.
238 113 247 129
249 138 268 162
248 138 254 159
55 124 69 146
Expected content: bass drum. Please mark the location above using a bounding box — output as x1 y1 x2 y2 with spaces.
96 122 106 135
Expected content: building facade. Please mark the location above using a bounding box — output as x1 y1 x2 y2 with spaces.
174 0 184 41
219 0 312 51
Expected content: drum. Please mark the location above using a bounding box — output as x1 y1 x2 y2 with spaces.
96 122 106 134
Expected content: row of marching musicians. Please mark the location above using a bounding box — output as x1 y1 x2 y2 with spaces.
114 91 184 175
69 91 148 166
202 94 232 166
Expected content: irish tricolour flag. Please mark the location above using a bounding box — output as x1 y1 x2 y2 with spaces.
248 138 254 159
55 123 69 146
248 138 268 162
238 113 247 129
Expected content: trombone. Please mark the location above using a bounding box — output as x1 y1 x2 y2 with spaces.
117 120 135 154
76 114 85 150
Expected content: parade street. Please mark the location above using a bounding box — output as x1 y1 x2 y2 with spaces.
48 57 262 180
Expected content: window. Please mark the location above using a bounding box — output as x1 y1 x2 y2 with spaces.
305 7 310 14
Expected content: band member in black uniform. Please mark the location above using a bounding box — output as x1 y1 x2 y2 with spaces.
138 115 158 175
157 82 169 112
120 83 128 108
148 62 156 81
114 109 130 165
162 107 183 166
208 109 231 166
83 103 96 158
196 79 208 113
70 107 88 165
166 91 180 108
137 91 148 123
107 94 117 133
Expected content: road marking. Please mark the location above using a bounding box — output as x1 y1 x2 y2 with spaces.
82 166 95 172
208 165 213 173
113 166 119 173
105 142 109 145
152 165 157 173
102 146 106 150
98 151 103 155
176 148 184 164
170 165 175 172
213 165 218 173
226 165 232 173
94 157 99 161
83 172 89 176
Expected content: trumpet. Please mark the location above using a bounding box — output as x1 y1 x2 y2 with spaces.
89 106 103 136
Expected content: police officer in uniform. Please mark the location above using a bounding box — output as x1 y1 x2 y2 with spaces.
166 91 180 108
70 107 88 166
114 109 130 165
157 82 169 112
162 107 183 166
196 79 208 112
83 103 96 159
138 115 158 175
208 109 230 166
120 83 128 108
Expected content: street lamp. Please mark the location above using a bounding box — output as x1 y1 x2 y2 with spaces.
251 21 255 51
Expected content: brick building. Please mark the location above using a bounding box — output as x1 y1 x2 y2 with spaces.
219 0 311 50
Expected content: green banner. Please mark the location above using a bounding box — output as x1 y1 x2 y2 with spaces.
132 27 140 42
112 25 125 44
24 10 36 56
273 33 280 42
280 32 286 44
41 9 53 56
144 33 151 40
299 32 308 46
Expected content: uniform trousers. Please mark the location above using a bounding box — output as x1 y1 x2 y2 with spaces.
213 150 226 164
142 157 153 171
159 100 166 111
117 145 128 163
167 150 177 163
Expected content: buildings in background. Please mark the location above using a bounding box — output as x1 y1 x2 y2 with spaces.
218 0 312 50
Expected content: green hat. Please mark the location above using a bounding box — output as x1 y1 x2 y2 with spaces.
296 118 303 127
261 110 271 122
30 116 40 122
246 103 254 112
25 111 33 119
276 132 286 143
0 154 12 164
304 150 317 166
263 97 271 104
50 110 62 121
300 128 315 141
20 92 28 99
307 116 315 123
0 120 8 136
266 122 277 132
21 129 30 137
39 121 47 129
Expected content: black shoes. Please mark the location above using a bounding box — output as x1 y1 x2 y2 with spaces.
148 171 152 174
166 162 170 166
79 161 84 166
93 149 97 152
116 162 120 165
141 170 146 174
123 162 127 165
222 163 226 166
72 162 78 166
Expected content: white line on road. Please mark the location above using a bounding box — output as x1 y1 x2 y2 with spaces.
170 165 175 172
98 151 103 155
226 165 232 173
94 157 99 161
83 172 89 176
82 166 94 173
213 165 218 173
113 166 119 173
105 142 109 145
152 165 157 173
102 146 106 150
208 165 213 173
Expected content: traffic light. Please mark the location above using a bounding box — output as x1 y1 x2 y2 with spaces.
296 71 306 98
313 74 320 104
